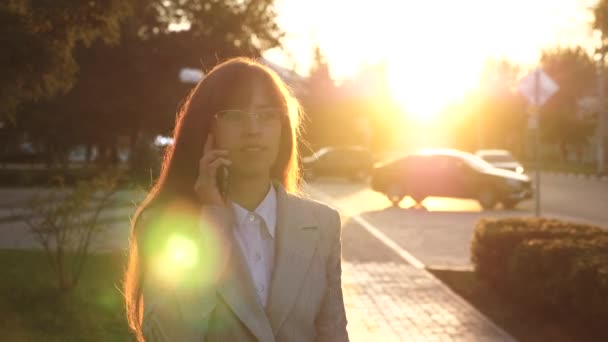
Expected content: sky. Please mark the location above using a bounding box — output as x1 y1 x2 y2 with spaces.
263 0 601 119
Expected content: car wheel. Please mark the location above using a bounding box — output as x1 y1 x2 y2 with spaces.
386 184 404 206
478 189 497 210
410 191 426 205
501 199 519 210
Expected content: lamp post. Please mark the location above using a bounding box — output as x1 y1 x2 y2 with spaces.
597 34 607 176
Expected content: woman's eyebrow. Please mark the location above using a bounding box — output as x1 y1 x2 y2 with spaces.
251 104 281 109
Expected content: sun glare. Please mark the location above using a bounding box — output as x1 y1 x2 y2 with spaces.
266 0 597 123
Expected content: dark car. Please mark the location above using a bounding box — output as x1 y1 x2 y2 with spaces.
371 149 532 209
301 146 374 181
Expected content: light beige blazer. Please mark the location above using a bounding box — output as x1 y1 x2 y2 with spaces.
141 183 349 342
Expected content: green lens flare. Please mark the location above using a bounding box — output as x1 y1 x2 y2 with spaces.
145 206 227 288
166 235 198 269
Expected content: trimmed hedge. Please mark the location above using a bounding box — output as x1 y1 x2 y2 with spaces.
510 238 608 328
471 217 604 291
471 217 608 329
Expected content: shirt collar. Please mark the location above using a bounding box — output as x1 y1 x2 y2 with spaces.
230 183 277 238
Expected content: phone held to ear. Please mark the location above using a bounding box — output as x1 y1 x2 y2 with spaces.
217 165 229 201
211 133 229 201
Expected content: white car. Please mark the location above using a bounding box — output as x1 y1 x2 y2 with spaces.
475 149 525 174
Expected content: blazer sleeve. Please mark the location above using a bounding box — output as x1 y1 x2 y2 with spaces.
315 208 350 342
140 205 233 342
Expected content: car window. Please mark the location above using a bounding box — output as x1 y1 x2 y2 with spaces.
481 154 516 163
461 154 494 171
323 149 348 164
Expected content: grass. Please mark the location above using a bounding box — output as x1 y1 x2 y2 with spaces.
429 268 608 342
0 250 132 342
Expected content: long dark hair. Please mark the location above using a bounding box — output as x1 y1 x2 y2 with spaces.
124 57 303 340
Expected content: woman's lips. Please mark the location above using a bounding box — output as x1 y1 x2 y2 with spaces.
240 145 265 152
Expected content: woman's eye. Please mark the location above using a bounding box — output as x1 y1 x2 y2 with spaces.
223 110 245 121
259 109 282 120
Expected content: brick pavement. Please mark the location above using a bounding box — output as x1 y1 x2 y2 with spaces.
342 260 515 341
307 185 516 342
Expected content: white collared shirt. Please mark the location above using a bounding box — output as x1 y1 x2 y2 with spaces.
230 184 277 308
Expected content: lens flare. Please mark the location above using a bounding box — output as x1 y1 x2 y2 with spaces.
166 235 198 269
145 206 229 289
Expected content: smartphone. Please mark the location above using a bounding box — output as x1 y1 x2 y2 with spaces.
216 165 229 201
212 132 229 201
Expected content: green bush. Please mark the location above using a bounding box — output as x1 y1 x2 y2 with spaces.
471 217 608 330
509 238 608 329
471 217 604 291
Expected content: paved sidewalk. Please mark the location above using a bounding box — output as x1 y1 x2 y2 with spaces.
307 186 516 342
342 261 514 341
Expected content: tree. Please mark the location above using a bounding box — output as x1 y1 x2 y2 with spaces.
540 47 596 161
301 53 402 152
476 59 527 155
300 46 337 151
0 0 134 120
9 0 284 168
593 0 608 38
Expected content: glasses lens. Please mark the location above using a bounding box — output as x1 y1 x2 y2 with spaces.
215 108 284 126
216 110 245 123
257 108 284 122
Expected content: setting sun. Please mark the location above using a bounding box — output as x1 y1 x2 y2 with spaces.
264 0 598 120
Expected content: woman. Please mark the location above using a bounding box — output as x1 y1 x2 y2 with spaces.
124 57 349 342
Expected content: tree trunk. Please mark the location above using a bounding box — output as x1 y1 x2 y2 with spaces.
85 143 93 165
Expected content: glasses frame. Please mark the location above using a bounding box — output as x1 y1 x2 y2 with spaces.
213 107 286 128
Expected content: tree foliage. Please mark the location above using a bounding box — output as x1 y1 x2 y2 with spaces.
0 0 134 120
540 47 596 149
6 0 284 167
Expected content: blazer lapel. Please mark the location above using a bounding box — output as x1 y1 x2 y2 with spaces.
266 184 320 334
217 234 275 342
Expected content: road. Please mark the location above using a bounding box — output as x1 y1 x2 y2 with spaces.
0 173 605 266
518 173 608 225
303 173 607 269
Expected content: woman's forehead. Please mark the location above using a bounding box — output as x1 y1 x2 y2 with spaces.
220 81 284 109
249 86 282 107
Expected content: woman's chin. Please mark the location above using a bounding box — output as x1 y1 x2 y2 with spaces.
231 166 272 180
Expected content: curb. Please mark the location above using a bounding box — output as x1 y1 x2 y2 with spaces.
541 171 608 182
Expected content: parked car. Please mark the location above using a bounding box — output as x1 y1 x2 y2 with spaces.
475 149 524 174
0 142 45 164
301 146 374 181
371 149 532 209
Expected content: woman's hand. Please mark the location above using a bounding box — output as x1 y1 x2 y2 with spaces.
194 134 234 286
194 134 232 206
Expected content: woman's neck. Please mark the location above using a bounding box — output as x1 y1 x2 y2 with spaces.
227 176 272 212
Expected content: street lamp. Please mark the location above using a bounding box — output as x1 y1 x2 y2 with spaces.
596 34 607 176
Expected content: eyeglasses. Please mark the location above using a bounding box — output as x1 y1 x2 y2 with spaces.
213 108 285 128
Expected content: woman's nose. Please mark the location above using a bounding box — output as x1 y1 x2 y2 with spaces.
244 113 262 133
